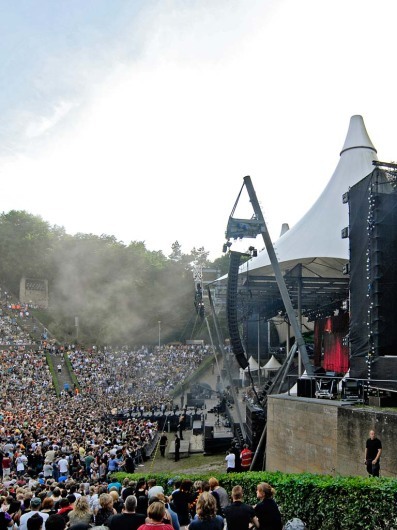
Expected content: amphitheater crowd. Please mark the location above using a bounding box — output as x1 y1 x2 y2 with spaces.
68 344 209 413
0 302 297 530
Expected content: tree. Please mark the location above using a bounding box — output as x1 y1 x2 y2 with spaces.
169 241 183 262
189 246 210 268
0 210 63 292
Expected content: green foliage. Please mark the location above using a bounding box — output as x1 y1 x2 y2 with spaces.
112 471 397 529
211 253 231 277
0 210 64 292
0 210 226 345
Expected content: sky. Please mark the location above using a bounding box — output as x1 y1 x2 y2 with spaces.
0 0 396 260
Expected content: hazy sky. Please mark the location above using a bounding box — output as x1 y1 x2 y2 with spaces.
1 0 396 259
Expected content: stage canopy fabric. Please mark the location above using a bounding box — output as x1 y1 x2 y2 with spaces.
242 115 378 279
263 354 282 370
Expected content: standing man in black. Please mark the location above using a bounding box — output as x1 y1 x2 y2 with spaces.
174 434 180 462
177 412 186 440
159 434 168 457
224 485 258 530
365 429 382 477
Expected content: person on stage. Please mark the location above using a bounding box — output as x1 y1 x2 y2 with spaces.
174 434 181 462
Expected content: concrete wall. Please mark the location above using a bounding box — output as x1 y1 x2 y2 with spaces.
266 394 397 477
19 277 49 308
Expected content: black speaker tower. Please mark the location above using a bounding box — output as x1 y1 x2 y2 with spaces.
227 251 249 369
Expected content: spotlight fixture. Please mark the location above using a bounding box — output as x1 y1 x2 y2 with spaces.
222 240 233 253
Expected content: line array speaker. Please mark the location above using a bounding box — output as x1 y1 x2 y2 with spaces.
226 251 249 369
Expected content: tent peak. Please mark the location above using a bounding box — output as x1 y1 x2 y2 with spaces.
340 115 377 156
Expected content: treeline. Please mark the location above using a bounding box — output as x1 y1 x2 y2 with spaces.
0 210 229 345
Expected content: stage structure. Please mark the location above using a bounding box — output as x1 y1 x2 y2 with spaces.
211 116 397 467
215 116 382 374
225 176 313 376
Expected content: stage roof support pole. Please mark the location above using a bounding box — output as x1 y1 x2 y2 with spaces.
244 175 313 376
298 272 303 377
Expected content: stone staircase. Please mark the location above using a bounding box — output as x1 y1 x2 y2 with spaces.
3 297 78 395
50 352 75 393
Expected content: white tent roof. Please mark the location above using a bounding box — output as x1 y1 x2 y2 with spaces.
246 356 259 371
263 354 282 370
243 115 378 277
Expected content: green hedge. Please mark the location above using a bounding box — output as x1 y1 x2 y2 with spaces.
112 471 397 529
45 351 60 397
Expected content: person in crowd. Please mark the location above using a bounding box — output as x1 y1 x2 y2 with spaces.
94 493 116 527
44 515 67 530
109 490 124 514
137 501 174 530
188 492 224 530
147 480 164 500
207 478 229 516
170 479 193 528
240 444 253 472
229 443 241 473
254 482 282 530
40 498 57 517
67 497 93 527
20 498 49 530
223 485 257 530
151 494 180 530
225 450 235 473
107 495 145 530
189 481 203 519
135 479 148 515
26 514 43 530
0 512 13 530
122 480 137 502
57 499 74 523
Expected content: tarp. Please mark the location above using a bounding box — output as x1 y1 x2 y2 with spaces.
241 115 378 278
247 356 259 371
263 354 281 370
263 354 282 378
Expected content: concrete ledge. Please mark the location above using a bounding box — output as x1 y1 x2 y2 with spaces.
266 394 397 477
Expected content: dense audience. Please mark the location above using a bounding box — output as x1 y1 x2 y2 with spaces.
68 344 210 413
0 297 298 529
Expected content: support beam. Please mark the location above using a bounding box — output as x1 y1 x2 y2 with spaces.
244 175 313 376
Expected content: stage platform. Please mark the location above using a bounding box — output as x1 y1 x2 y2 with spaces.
167 433 204 458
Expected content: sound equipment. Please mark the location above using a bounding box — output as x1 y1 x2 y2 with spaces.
349 169 397 359
245 403 266 448
297 378 316 398
227 251 249 369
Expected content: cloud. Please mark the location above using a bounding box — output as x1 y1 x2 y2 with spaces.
1 0 397 260
24 100 77 138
